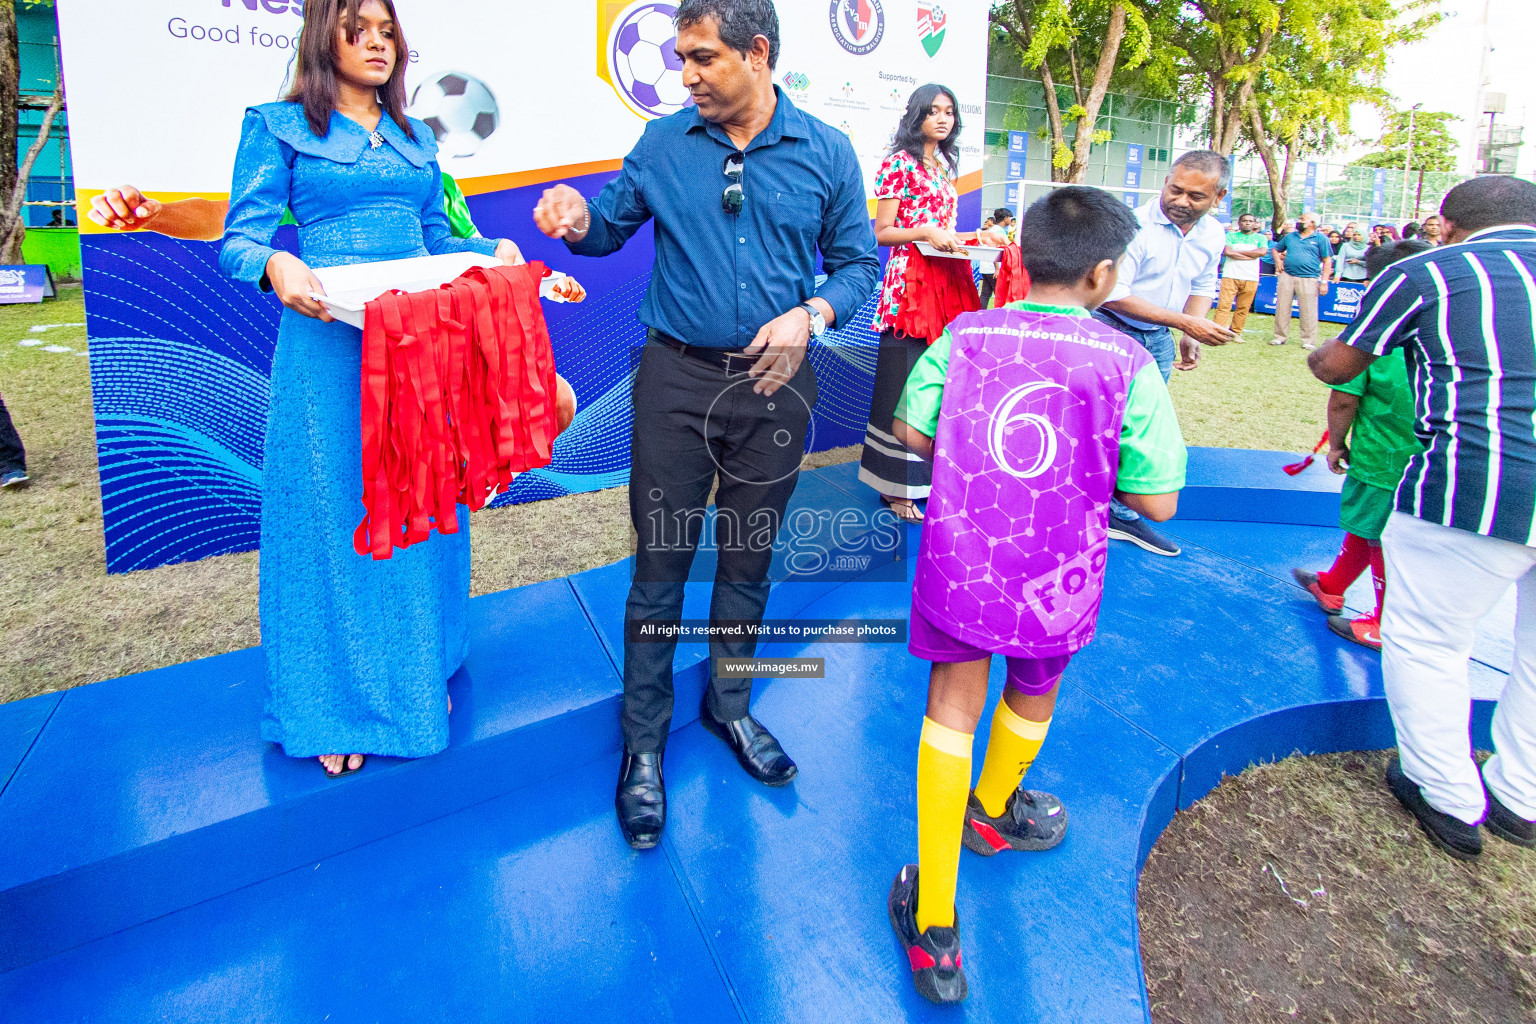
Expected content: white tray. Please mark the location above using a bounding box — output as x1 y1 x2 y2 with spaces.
310 252 573 328
915 240 1005 262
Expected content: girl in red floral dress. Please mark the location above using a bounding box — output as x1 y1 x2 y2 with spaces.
858 84 966 522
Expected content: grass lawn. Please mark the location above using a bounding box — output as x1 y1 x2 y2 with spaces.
2 296 1530 1022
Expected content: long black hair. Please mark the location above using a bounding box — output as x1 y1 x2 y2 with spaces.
892 84 962 177
285 0 413 140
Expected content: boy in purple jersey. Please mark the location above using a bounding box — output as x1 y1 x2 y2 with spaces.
884 187 1188 1004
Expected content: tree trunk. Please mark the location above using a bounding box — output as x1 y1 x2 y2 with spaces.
1002 3 1072 183
1 87 62 263
1066 2 1127 183
1245 100 1289 232
0 2 19 252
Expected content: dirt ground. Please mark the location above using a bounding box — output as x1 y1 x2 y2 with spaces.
1141 751 1536 1024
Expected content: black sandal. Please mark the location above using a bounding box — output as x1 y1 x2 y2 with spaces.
881 495 925 524
321 754 365 778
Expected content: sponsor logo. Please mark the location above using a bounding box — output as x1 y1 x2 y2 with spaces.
600 1 693 121
829 0 884 56
917 2 947 58
840 81 855 99
781 71 810 92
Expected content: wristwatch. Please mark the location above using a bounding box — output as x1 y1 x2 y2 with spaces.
798 302 827 338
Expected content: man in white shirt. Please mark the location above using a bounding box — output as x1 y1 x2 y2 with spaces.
1092 149 1237 556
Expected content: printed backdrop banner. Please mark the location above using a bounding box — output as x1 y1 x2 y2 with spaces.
56 0 988 573
1251 275 1369 325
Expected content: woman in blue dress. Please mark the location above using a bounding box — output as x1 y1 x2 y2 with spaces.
220 0 523 777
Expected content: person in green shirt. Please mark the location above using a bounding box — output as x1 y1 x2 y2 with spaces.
1213 213 1268 333
1292 243 1426 651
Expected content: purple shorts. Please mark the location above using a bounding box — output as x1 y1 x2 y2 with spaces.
909 603 1071 697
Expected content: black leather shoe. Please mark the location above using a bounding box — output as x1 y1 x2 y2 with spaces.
1482 765 1536 848
1387 757 1482 861
615 749 666 850
699 691 798 786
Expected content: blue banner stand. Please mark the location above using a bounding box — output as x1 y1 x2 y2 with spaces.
0 264 56 304
1249 274 1368 325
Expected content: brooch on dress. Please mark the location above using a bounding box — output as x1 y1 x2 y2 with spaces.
368 130 385 149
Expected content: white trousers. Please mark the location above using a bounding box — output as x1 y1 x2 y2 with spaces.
1381 512 1536 824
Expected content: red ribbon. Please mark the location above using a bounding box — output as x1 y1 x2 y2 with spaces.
892 248 982 344
992 243 1031 305
1282 430 1331 476
354 262 561 559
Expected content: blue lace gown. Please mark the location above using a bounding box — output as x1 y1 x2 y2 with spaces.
220 102 499 759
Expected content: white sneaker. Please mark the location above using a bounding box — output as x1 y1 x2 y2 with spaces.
1269 338 1287 346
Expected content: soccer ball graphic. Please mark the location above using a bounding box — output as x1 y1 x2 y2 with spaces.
409 71 499 159
608 2 693 120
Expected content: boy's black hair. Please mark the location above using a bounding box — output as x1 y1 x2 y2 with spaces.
992 207 1014 222
1017 186 1140 286
1365 238 1432 280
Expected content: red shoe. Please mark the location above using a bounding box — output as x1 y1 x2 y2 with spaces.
1328 614 1382 652
1292 568 1346 613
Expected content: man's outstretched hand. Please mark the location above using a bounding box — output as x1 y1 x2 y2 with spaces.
533 185 589 242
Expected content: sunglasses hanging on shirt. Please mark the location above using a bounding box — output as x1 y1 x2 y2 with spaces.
722 151 745 216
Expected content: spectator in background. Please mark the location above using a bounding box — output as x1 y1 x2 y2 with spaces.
0 393 27 488
1327 229 1344 253
1270 212 1333 349
1334 226 1370 284
1419 214 1443 246
1213 212 1268 336
1402 221 1420 241
1307 174 1536 862
976 208 1014 308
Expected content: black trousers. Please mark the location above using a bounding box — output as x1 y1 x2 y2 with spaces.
0 395 24 474
622 339 817 752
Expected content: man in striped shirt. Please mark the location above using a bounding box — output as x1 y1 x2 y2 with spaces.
1308 175 1536 860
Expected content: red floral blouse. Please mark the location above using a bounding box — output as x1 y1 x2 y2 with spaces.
873 149 959 332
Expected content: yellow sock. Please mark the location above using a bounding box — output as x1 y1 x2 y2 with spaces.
915 717 973 933
973 700 1052 818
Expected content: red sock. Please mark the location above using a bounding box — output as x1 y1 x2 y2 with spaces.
1317 533 1371 595
1369 543 1386 622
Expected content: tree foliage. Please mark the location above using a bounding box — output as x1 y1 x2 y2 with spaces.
1231 0 1441 231
1355 108 1459 172
990 1 1171 182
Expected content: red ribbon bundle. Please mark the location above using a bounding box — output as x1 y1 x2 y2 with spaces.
355 261 559 559
893 248 982 344
992 243 1031 305
1282 430 1331 476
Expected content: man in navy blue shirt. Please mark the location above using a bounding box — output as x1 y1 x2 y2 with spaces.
534 0 878 850
1310 176 1536 861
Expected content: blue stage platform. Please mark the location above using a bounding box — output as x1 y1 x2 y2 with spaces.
0 451 1511 1022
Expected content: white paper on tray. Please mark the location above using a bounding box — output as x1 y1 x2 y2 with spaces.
914 240 1005 262
309 252 574 328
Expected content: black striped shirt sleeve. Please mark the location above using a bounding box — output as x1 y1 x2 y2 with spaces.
1339 265 1427 356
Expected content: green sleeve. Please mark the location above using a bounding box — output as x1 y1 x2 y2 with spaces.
441 172 481 239
1116 361 1188 494
894 329 952 438
1332 367 1367 398
278 208 296 227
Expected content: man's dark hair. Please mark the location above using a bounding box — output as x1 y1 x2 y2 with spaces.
1440 175 1536 233
1402 221 1420 239
891 83 963 176
1365 238 1432 280
1017 186 1140 286
1172 150 1231 184
993 207 1014 222
676 0 781 69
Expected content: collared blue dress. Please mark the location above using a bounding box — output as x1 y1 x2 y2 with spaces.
220 102 499 759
